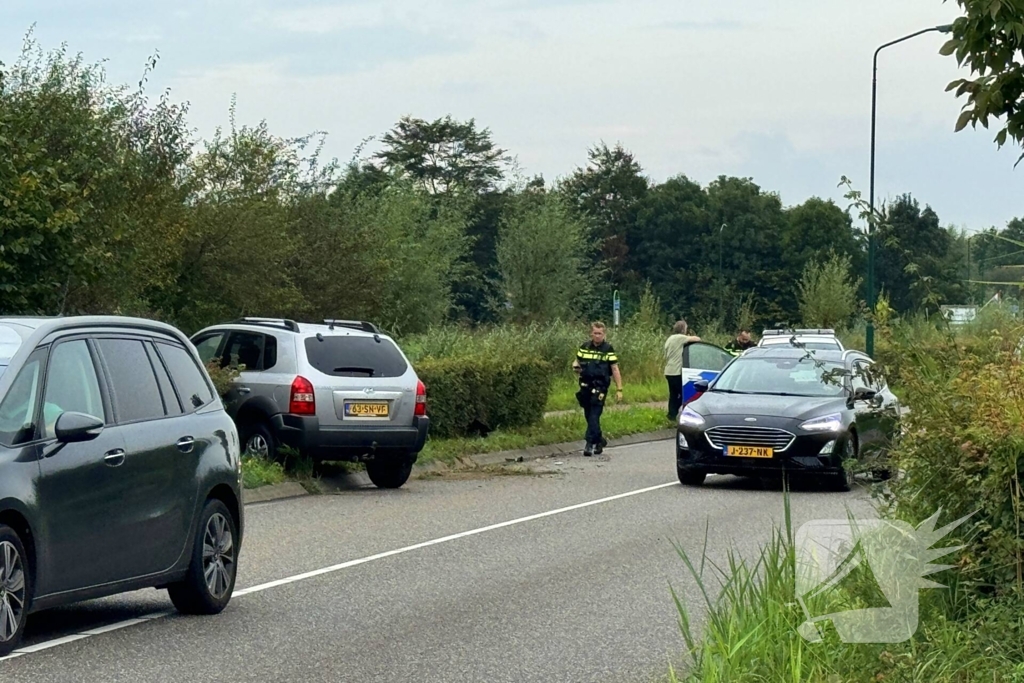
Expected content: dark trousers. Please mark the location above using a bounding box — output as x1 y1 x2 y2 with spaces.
666 374 683 420
577 385 607 445
583 401 604 445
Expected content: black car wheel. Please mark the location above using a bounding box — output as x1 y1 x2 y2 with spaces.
0 526 29 657
241 422 277 462
677 465 707 487
168 499 238 615
827 435 858 492
366 458 414 489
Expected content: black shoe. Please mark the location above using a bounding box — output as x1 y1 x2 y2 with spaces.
594 438 608 455
583 442 594 457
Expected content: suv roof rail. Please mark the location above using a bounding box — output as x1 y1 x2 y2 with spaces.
232 317 301 333
324 319 381 334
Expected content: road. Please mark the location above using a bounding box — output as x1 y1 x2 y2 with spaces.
3 440 873 683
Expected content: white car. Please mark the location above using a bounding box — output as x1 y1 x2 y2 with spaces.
757 329 845 352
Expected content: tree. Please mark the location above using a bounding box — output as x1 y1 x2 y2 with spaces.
374 115 509 195
874 195 964 314
798 251 861 329
495 189 594 324
783 198 863 289
559 143 650 290
942 1 1024 163
0 36 191 316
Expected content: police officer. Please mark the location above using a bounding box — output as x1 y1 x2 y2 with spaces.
572 321 623 456
725 328 757 356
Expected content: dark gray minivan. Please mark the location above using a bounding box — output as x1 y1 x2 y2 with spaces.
0 316 244 656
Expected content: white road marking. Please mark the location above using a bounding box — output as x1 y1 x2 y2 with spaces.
1 480 679 663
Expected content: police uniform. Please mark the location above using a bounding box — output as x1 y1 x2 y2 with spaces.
724 339 756 357
575 339 618 455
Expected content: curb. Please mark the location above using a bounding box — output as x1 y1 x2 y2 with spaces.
242 428 678 502
432 428 677 469
242 481 310 505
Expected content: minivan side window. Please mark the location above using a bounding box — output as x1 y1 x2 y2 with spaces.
96 338 166 424
42 340 106 438
0 349 46 447
157 342 215 410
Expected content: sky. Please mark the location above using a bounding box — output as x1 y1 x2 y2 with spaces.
2 0 1021 231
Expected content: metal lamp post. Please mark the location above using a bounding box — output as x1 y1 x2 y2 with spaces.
866 23 954 357
718 223 727 322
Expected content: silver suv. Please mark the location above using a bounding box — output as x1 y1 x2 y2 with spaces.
190 318 428 489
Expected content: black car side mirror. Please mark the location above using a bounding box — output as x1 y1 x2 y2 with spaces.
54 412 105 443
852 387 877 403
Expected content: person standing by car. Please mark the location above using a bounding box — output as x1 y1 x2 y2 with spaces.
572 322 623 457
725 328 756 356
663 320 701 421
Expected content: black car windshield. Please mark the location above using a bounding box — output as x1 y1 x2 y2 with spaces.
712 357 847 397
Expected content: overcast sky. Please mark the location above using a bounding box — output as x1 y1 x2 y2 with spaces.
3 0 1021 230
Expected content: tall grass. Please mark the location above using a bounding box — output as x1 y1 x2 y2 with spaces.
670 493 1024 683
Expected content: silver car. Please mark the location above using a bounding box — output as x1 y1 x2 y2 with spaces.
757 328 846 352
190 318 428 489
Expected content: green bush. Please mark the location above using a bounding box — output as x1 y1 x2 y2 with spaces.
416 356 553 439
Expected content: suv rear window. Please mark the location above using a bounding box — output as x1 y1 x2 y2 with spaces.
304 336 408 378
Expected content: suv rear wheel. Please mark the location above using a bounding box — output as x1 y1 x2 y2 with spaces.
241 422 277 462
365 458 414 489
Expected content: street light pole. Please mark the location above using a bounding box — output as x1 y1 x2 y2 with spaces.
718 223 727 322
866 23 954 357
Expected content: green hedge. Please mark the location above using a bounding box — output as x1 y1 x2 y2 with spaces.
416 357 553 439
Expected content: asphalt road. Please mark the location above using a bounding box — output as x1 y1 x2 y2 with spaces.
3 440 874 683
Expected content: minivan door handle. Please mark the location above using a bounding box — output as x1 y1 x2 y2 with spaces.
104 449 126 467
237 387 251 395
176 437 196 453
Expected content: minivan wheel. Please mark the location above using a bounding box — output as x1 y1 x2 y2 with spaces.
168 499 238 615
241 422 276 462
365 458 414 489
0 526 29 657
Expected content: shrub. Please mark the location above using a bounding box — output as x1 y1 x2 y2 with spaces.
797 250 861 330
877 317 1024 596
416 356 552 438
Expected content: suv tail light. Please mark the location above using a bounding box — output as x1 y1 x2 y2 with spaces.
414 380 427 417
289 376 316 415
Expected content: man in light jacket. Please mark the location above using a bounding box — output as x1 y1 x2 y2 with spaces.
663 320 701 421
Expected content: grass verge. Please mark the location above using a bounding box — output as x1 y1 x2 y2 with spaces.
241 455 287 489
419 405 672 465
546 376 668 412
669 494 1024 682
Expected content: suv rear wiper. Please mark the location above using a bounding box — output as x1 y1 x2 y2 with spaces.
334 366 375 376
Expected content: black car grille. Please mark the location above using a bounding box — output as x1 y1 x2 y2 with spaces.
705 426 795 452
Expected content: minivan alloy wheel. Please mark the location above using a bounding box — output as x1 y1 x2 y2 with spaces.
203 513 235 600
0 541 26 643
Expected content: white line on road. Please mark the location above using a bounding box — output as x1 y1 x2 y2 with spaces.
1 480 678 663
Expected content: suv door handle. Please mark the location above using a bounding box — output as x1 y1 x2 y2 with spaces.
176 437 196 453
104 449 126 467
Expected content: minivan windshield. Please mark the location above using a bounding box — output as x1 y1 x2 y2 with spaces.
712 357 847 398
0 325 23 379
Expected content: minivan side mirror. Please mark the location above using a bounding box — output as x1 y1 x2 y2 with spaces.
54 412 105 443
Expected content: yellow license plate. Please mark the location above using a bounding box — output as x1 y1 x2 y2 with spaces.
726 445 774 459
346 402 389 417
